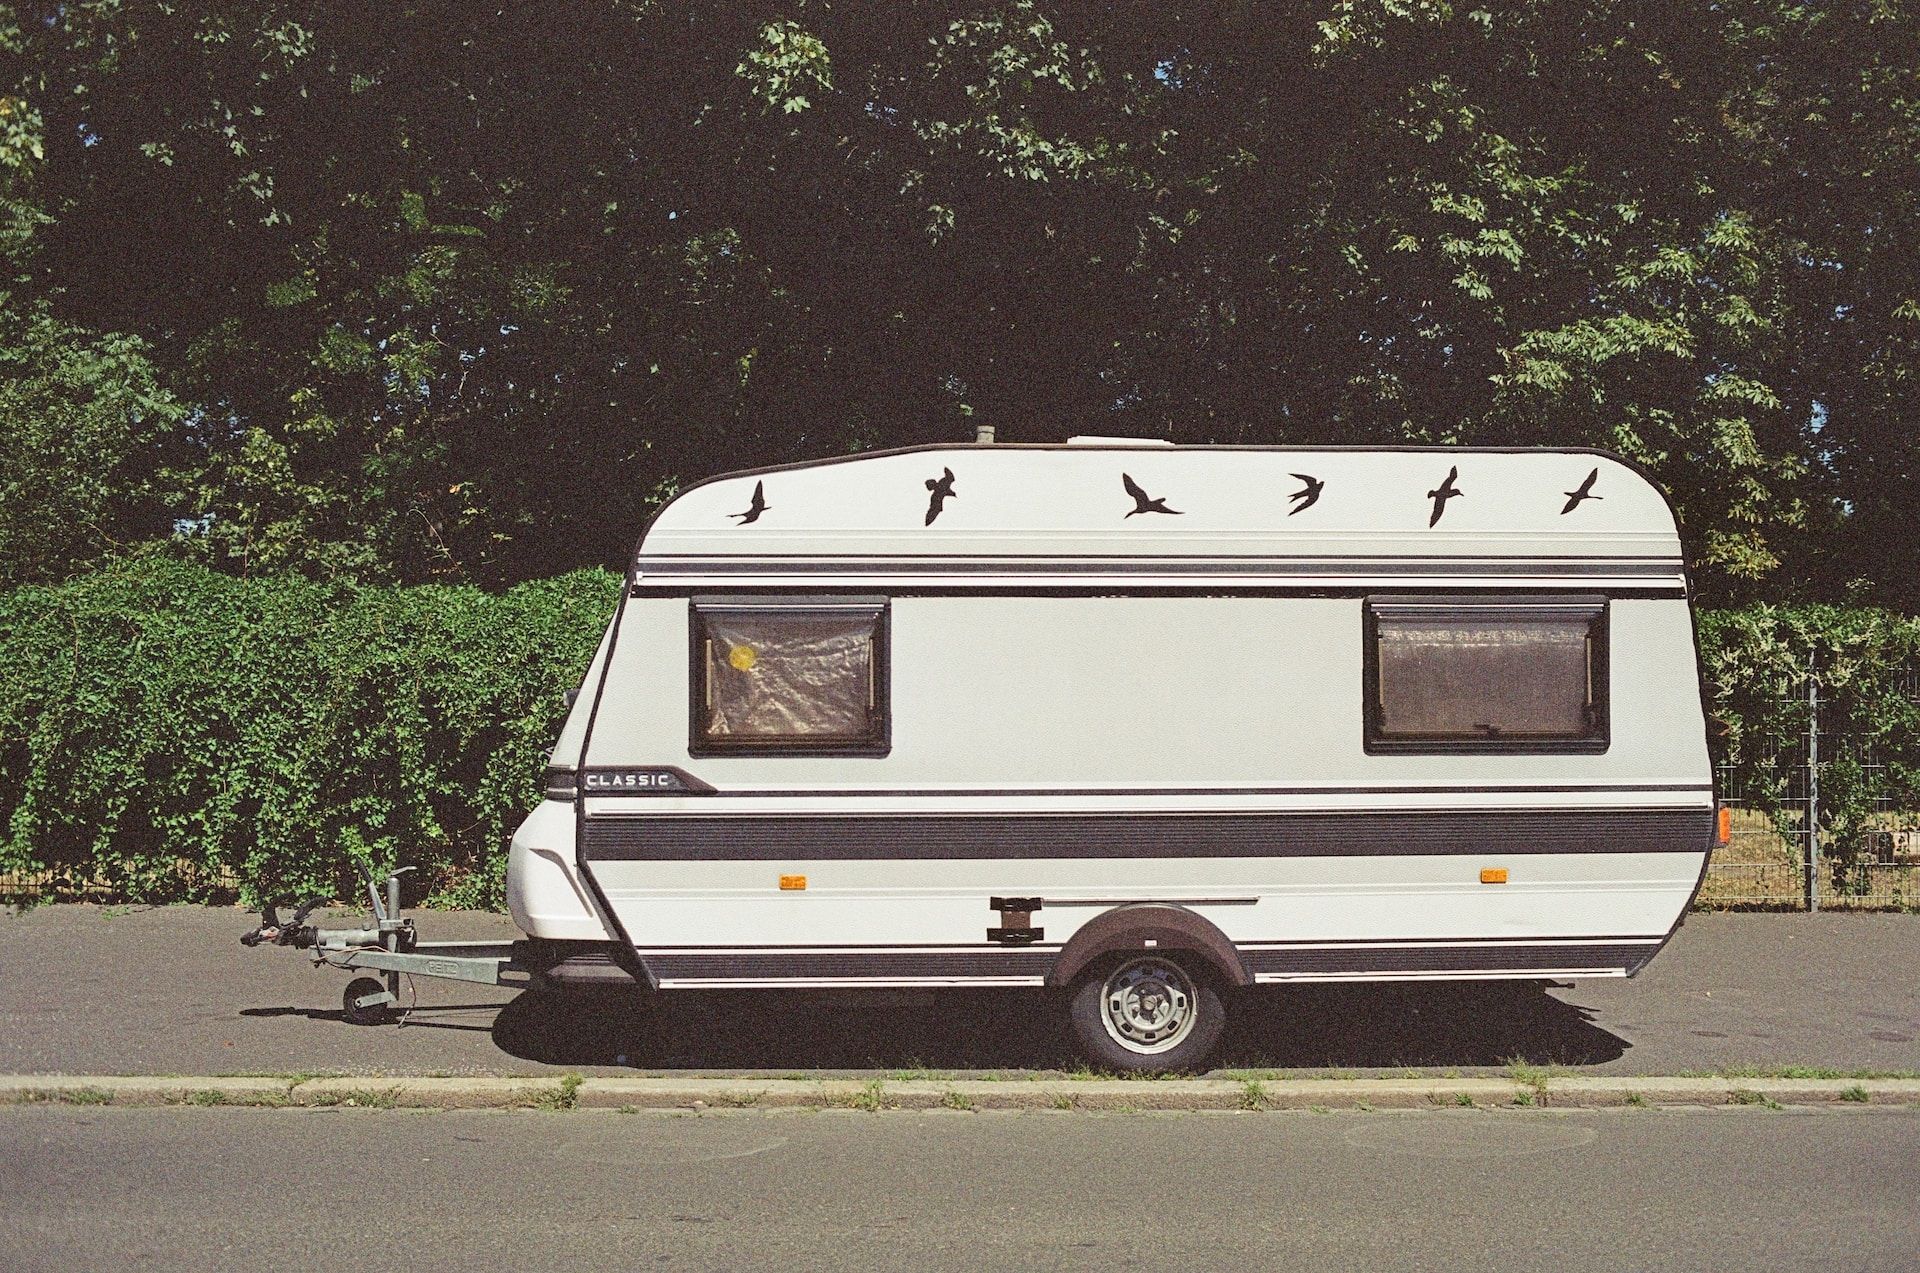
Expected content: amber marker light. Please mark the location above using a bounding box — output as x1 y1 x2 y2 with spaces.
1717 806 1732 845
779 874 808 891
1480 868 1509 885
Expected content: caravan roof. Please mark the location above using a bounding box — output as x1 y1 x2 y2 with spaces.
633 444 1685 594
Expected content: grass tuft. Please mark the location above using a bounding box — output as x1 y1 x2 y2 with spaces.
1505 1057 1558 1105
940 1089 976 1112
822 1079 890 1113
527 1072 585 1111
1238 1079 1270 1112
58 1087 114 1106
1840 1085 1870 1104
1729 1089 1784 1110
309 1087 398 1109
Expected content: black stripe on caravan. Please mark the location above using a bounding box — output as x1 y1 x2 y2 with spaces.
580 808 1713 862
1242 941 1658 978
634 941 1657 983
648 950 1056 980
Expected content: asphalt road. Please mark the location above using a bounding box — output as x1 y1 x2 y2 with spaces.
4 1105 1918 1272
2 905 1916 1077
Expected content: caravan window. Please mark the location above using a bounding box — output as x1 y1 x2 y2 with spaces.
1364 597 1608 753
690 600 889 756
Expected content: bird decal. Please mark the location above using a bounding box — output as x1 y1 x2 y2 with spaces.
1122 473 1182 518
1560 468 1602 515
1425 466 1464 526
924 467 957 526
729 480 769 525
1287 472 1325 516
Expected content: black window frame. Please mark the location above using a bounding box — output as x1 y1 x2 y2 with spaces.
688 596 892 758
1362 594 1610 756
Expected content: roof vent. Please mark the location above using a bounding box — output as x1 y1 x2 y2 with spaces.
1065 435 1175 447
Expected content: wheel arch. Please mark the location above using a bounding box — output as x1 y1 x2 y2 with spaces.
1045 904 1252 989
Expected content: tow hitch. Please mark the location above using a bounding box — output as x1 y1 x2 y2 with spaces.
242 865 530 1024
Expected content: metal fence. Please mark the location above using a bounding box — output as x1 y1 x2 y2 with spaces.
1702 667 1920 911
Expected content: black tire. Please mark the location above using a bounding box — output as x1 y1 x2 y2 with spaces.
341 976 395 1026
1067 952 1226 1075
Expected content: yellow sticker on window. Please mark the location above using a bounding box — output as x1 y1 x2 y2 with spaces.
728 644 758 671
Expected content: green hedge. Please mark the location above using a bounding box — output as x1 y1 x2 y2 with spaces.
0 560 619 908
3 563 1917 907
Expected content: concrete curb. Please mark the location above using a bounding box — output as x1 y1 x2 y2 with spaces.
4 1074 1919 1112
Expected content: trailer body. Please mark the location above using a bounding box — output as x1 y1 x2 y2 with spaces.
495 442 1714 1066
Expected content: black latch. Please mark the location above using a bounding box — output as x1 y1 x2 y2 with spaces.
988 897 1043 945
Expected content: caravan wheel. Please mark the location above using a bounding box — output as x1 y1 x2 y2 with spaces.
1068 954 1225 1075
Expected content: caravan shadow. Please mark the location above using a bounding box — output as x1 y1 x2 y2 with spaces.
491 980 1627 1073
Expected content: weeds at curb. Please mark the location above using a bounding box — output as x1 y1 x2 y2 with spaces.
1506 1058 1557 1107
940 1089 976 1112
1841 1086 1869 1104
822 1079 890 1113
1624 1093 1649 1108
1689 1066 1920 1082
527 1073 584 1112
59 1088 114 1106
1238 1079 1270 1112
1729 1089 1784 1110
1048 1093 1076 1111
309 1088 399 1110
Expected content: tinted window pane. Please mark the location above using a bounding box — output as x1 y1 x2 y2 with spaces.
698 609 878 745
1374 610 1599 743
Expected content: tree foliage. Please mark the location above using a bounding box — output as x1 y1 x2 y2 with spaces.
1 2 1916 602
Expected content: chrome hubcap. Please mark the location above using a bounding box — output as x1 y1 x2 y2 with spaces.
1100 957 1197 1054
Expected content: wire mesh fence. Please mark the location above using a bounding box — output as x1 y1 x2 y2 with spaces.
1701 666 1920 910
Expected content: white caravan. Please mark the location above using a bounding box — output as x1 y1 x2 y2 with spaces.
500 440 1720 1071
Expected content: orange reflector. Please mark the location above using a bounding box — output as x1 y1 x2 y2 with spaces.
779 874 807 891
1480 868 1508 885
1717 806 1732 845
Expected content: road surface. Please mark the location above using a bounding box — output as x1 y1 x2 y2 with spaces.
3 1104 1916 1272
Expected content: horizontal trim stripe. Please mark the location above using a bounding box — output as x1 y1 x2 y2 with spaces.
582 783 1713 800
646 950 1056 980
622 940 1656 984
636 554 1682 572
657 977 1049 989
632 585 1690 601
1245 941 1656 977
580 808 1714 863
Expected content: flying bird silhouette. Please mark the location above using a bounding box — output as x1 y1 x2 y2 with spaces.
730 480 768 524
924 467 957 525
1122 473 1182 518
1560 468 1602 515
1425 466 1464 527
1287 473 1325 515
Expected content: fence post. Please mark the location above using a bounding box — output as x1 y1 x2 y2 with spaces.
1805 649 1820 913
